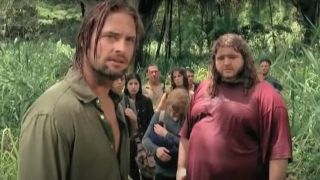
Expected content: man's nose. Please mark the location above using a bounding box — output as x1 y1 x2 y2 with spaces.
224 58 232 65
114 39 126 53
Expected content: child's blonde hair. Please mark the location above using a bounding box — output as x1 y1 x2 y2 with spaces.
165 88 190 119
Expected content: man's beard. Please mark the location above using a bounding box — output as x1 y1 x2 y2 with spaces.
93 65 127 82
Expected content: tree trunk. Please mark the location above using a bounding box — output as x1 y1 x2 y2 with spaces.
135 0 163 70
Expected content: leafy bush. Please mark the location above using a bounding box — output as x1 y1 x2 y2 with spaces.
0 0 39 39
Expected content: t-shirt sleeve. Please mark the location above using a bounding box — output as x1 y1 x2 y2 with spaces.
19 113 71 180
269 107 292 160
259 94 292 163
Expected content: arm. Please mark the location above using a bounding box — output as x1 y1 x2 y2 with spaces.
141 97 154 135
269 159 288 180
177 137 189 180
142 112 160 154
155 93 167 112
120 98 138 136
259 92 292 179
124 108 138 134
165 131 180 145
19 114 70 180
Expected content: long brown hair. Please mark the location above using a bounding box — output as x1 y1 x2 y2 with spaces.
170 67 189 90
210 33 258 96
72 0 144 69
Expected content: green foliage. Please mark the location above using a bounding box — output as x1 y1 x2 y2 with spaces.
278 45 320 179
0 0 319 179
0 39 74 130
0 0 38 39
0 128 18 180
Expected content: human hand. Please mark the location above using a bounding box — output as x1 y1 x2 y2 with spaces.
124 108 137 122
156 147 171 162
176 168 187 180
154 124 168 137
155 94 167 112
124 108 138 132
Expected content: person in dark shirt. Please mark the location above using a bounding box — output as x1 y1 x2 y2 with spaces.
259 58 283 92
122 73 154 180
177 34 292 180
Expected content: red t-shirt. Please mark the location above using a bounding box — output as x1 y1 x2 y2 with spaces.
180 80 292 180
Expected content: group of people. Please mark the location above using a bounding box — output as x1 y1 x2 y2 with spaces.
111 64 198 180
18 1 292 180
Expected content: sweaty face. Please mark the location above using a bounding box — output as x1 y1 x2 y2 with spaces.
186 71 194 86
173 71 183 88
127 78 140 96
88 11 137 81
259 61 270 76
147 66 160 83
215 47 244 81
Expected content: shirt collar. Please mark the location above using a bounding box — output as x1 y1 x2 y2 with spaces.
64 67 121 104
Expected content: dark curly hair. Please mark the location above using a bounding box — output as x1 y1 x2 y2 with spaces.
210 33 258 96
170 68 189 90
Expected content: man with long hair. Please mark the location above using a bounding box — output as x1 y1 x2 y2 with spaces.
177 34 292 180
19 1 144 180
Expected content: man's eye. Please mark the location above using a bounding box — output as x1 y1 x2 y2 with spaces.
217 56 224 60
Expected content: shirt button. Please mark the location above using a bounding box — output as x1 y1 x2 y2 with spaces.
100 114 105 120
96 99 101 106
111 144 114 149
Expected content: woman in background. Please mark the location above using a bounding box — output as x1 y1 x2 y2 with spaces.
123 73 154 180
156 68 189 111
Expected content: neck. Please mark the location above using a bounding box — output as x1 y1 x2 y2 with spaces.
221 77 245 84
130 94 136 100
82 64 113 99
149 80 160 87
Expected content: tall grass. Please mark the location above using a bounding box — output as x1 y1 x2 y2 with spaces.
0 39 73 130
0 38 73 179
0 128 18 180
276 46 320 179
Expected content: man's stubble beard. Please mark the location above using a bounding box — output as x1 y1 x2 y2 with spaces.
93 64 127 82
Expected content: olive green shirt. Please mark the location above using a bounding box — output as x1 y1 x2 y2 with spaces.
19 68 130 180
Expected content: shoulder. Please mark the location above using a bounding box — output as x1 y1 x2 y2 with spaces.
253 81 286 108
266 75 279 82
254 80 275 92
143 83 150 90
193 79 211 101
23 80 80 131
